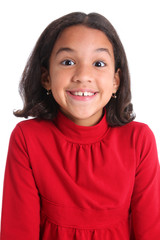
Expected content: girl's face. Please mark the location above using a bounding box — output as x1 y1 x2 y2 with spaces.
42 25 120 126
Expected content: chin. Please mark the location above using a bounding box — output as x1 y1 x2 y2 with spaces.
72 110 103 124
60 106 103 123
72 110 95 118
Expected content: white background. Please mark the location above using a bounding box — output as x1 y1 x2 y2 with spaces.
0 0 159 218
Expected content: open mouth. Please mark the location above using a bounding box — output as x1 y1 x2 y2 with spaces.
66 90 98 101
69 91 96 97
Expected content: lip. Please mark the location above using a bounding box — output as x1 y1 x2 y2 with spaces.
66 89 98 102
67 88 98 93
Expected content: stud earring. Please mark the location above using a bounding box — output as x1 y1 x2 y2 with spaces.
46 89 52 95
112 93 117 99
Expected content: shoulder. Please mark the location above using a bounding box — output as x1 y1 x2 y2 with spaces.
121 120 149 130
17 118 54 129
116 120 154 138
109 120 156 152
123 120 156 144
121 121 157 156
11 118 57 140
110 121 158 166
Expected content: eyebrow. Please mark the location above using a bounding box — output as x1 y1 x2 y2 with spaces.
55 47 111 56
95 48 111 56
56 47 74 56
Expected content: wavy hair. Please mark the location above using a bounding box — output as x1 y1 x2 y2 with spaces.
14 12 135 126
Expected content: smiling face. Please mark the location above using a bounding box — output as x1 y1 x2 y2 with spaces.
42 25 120 126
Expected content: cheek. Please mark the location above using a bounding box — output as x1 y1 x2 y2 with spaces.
50 70 64 89
51 83 63 101
50 77 67 105
51 69 69 86
98 75 115 91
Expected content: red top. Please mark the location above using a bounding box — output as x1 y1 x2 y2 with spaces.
1 110 160 240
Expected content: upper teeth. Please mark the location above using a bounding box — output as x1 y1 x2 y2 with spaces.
72 91 94 96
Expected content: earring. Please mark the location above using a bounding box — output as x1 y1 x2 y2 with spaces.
46 89 52 95
112 93 117 99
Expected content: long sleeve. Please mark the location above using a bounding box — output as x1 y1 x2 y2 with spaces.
130 125 160 239
0 125 40 239
1 113 160 240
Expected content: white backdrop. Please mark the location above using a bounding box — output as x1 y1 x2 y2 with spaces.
0 0 159 217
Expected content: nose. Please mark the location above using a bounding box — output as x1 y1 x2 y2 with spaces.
71 64 93 83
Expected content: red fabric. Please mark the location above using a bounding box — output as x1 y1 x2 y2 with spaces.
1 110 160 239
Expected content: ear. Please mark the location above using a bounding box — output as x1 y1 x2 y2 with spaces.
113 68 120 93
41 67 51 90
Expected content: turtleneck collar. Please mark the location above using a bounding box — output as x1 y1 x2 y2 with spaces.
53 109 109 144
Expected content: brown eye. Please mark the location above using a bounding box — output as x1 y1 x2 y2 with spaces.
93 61 106 67
61 59 75 66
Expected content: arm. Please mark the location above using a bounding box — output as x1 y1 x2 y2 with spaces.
0 124 40 239
130 125 160 239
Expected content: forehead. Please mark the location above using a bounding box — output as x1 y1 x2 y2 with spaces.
52 25 114 56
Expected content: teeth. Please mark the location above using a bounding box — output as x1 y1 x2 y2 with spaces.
78 92 83 96
72 91 95 96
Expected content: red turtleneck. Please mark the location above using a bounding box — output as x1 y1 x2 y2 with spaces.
1 110 160 239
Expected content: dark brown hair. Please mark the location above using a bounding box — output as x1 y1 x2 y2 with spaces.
14 12 135 126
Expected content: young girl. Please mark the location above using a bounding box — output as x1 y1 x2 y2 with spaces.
1 12 160 240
